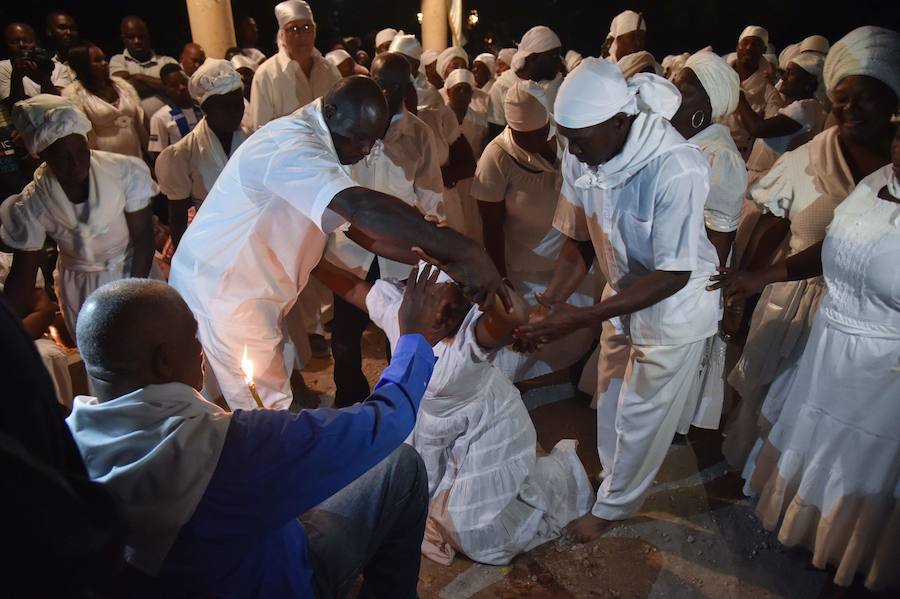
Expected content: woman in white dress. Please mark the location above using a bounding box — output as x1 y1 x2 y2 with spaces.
312 260 593 566
61 43 147 158
473 80 599 382
721 26 900 473
1 95 158 339
441 69 488 240
709 128 900 590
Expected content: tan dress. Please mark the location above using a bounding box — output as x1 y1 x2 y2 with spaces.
62 77 146 158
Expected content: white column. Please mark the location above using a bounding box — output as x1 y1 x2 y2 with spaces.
421 0 448 51
185 0 237 59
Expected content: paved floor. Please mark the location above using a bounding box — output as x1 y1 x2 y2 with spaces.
302 326 874 599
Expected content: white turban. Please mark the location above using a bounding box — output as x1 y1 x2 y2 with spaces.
444 68 475 90
617 51 661 79
763 53 778 67
12 94 92 157
791 52 824 79
511 26 561 72
188 59 243 105
799 35 829 55
474 53 496 76
275 0 314 28
504 80 549 132
325 49 351 68
555 57 681 128
609 10 646 38
420 49 438 68
497 48 516 67
437 47 468 79
230 54 258 73
739 26 768 46
389 34 422 60
684 51 740 119
376 28 398 48
823 26 900 101
565 50 583 72
778 43 800 71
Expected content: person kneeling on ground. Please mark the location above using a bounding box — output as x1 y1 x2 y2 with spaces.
65 274 449 598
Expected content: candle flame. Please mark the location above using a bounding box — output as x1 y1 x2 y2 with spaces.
240 345 254 384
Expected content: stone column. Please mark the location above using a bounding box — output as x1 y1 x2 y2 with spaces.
185 0 237 59
421 0 448 51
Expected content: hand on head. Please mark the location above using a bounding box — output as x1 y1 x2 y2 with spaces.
398 263 469 346
411 245 513 314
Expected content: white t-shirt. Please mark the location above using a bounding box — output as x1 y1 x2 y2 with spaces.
249 50 341 129
689 123 748 234
148 103 203 152
0 57 76 100
553 134 720 345
108 49 177 78
169 99 356 327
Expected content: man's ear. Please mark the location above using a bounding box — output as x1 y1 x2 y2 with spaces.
151 341 174 381
322 102 337 121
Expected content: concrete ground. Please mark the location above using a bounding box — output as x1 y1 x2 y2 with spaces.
302 325 875 599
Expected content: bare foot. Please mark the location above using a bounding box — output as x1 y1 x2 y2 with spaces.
563 513 615 544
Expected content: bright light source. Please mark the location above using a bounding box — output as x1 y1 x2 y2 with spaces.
467 10 478 27
417 12 423 24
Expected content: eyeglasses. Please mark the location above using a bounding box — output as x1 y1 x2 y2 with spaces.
286 23 315 34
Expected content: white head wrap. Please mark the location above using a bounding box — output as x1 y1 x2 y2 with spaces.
230 54 258 73
325 49 352 68
504 80 549 132
764 52 778 67
778 43 801 71
791 53 825 79
739 26 768 46
389 34 422 60
420 49 439 70
437 47 468 79
684 51 740 119
555 57 681 128
188 59 243 105
565 50 583 72
12 94 92 157
473 53 496 76
799 35 829 55
823 26 900 101
376 28 398 48
617 51 662 79
275 0 315 28
497 48 516 67
666 53 691 80
609 10 646 38
511 26 561 72
444 68 475 90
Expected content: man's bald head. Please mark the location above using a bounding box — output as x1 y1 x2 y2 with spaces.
77 279 204 398
180 42 206 76
323 76 389 164
370 53 412 116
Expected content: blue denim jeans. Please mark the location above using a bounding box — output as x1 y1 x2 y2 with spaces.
300 444 427 599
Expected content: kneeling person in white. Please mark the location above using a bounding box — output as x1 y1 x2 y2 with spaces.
515 59 720 542
1 94 157 340
156 59 248 250
169 76 508 411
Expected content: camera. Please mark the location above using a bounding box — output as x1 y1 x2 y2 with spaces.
19 47 55 74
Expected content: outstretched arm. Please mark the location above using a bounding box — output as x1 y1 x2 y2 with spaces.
736 93 802 139
311 260 373 313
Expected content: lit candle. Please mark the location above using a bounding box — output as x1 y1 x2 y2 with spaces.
240 345 265 409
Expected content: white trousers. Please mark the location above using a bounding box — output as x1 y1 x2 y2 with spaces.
593 338 706 520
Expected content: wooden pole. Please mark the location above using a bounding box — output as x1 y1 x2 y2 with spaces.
185 0 237 59
421 0 448 51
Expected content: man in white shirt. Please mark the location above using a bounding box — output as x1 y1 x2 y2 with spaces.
325 53 445 407
179 42 206 77
170 76 508 411
44 11 79 87
515 59 719 543
249 0 341 129
388 34 442 109
148 64 203 154
720 26 785 157
236 16 267 65
0 23 71 104
109 16 178 123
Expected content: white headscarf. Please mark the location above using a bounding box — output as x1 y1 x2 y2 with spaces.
511 26 561 72
325 49 351 68
473 53 496 77
389 34 422 60
565 50 583 72
778 43 801 71
799 35 829 55
823 26 900 102
555 57 681 128
230 54 258 73
504 80 549 132
791 52 824 79
556 58 689 189
275 0 315 28
739 26 769 46
445 68 475 90
420 48 439 73
684 51 740 119
608 10 646 62
12 94 92 157
497 48 516 68
437 47 468 79
617 51 661 79
188 59 243 105
376 28 399 48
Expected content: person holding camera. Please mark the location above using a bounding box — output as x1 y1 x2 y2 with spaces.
0 23 70 107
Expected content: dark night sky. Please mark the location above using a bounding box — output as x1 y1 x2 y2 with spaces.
2 0 898 61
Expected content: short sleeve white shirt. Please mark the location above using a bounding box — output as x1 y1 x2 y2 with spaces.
148 103 203 152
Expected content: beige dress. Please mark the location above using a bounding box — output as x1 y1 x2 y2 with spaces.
62 77 146 158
